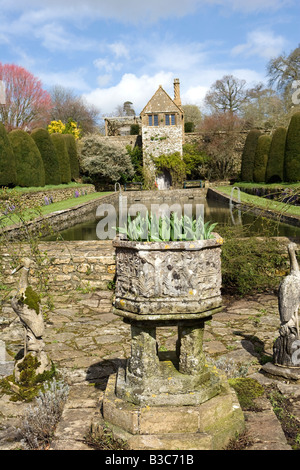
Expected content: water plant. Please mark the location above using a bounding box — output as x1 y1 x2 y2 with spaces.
116 212 218 242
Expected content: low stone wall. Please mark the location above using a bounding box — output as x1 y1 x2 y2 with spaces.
2 192 118 241
207 187 300 229
1 240 116 298
3 184 97 207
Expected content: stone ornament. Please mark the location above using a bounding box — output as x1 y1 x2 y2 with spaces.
113 237 223 318
11 258 50 380
274 242 300 367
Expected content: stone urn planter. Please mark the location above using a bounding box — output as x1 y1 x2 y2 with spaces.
101 232 245 450
113 235 224 320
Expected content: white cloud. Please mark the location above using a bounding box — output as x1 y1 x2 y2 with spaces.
0 0 292 24
83 72 174 116
232 30 288 60
108 42 130 59
94 58 123 74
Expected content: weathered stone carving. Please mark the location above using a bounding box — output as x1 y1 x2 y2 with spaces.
114 238 223 316
11 258 50 380
274 243 300 367
101 235 245 449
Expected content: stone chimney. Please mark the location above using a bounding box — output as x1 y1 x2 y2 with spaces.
173 78 181 107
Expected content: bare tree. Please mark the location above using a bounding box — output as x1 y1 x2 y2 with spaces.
50 85 100 135
205 75 252 115
267 46 300 103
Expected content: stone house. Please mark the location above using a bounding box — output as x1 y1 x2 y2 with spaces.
140 79 185 188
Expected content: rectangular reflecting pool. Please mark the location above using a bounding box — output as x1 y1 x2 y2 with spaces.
43 193 300 241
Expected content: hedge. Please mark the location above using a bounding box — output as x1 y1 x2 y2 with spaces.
284 112 300 182
31 128 61 185
253 135 271 183
62 134 79 180
265 127 287 183
240 129 261 182
50 133 71 184
8 130 45 187
0 122 16 187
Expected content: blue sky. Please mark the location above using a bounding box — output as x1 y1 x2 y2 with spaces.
0 0 299 117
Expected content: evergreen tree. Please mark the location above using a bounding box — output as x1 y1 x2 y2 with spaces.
50 133 71 183
253 135 272 183
62 134 79 180
31 128 61 185
240 129 261 182
8 130 45 187
284 112 300 182
265 127 287 183
0 122 16 187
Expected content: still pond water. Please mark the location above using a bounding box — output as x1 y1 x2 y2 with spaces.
44 195 300 241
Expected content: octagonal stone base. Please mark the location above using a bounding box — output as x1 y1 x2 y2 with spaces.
101 373 245 451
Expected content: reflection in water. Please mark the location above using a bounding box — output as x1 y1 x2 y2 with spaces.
44 196 300 241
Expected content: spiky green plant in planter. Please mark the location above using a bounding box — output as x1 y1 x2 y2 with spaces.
116 212 218 242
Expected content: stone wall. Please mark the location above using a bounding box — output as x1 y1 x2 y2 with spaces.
1 240 116 297
142 126 183 160
3 184 96 207
2 192 118 241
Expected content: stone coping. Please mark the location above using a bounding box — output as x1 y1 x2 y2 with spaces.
208 187 300 228
113 233 223 251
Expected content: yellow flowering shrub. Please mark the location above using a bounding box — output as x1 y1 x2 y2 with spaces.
47 118 81 140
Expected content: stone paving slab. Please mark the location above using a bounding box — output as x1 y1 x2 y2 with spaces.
0 290 297 450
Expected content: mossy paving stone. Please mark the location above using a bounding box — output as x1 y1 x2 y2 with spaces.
0 291 296 449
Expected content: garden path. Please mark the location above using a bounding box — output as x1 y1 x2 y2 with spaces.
0 289 297 450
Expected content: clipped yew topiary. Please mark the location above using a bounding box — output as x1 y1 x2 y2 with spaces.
62 134 79 180
31 128 61 185
240 129 261 182
0 122 16 187
253 134 272 183
8 130 45 187
50 133 71 184
284 112 300 182
265 127 287 183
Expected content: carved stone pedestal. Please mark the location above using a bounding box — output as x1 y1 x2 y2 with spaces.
101 311 245 450
99 237 245 450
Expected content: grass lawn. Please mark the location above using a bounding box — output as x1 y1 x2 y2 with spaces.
216 185 300 218
1 182 95 194
232 182 300 190
0 192 113 228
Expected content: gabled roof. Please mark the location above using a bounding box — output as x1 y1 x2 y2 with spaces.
140 85 183 115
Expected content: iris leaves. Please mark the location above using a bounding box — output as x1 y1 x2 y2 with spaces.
116 212 217 242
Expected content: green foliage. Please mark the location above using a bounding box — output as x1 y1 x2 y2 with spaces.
116 212 218 242
79 134 134 185
0 122 17 187
265 127 287 183
50 133 71 184
253 135 272 183
130 124 140 135
8 130 45 187
240 129 261 182
154 152 186 188
62 134 80 180
220 234 288 296
284 112 300 182
126 144 143 182
31 128 61 185
182 143 209 180
184 121 195 133
229 377 264 411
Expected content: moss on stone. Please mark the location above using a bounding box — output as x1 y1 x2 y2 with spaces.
22 286 41 314
228 377 264 411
